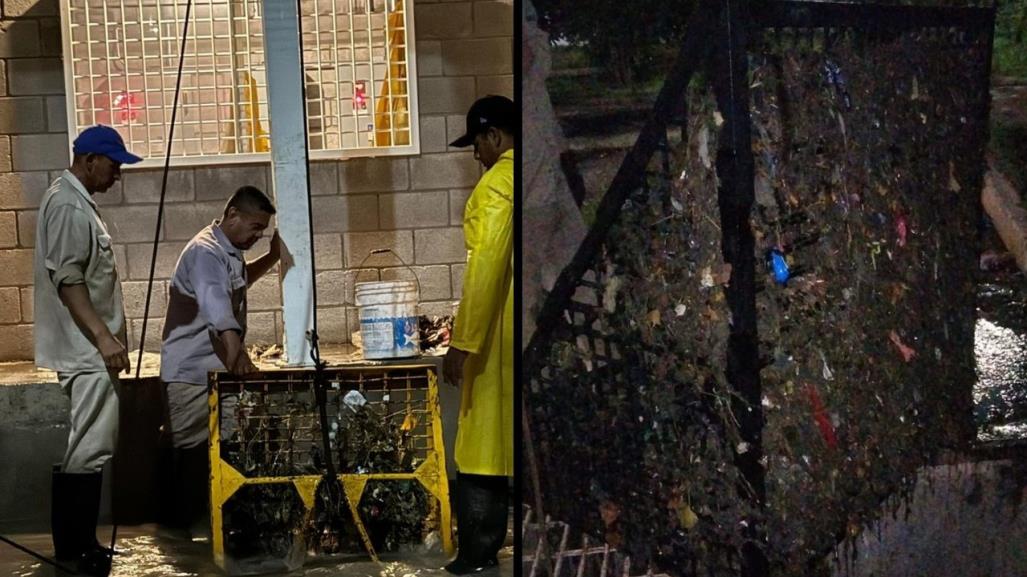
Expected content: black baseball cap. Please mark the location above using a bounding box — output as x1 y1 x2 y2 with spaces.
449 95 515 148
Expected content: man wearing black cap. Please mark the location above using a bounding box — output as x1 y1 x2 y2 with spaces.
442 95 515 574
33 124 142 576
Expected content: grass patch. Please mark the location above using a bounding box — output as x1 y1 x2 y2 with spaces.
993 36 1027 82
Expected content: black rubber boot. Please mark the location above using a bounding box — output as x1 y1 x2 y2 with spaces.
178 444 211 540
444 474 506 575
51 466 112 576
51 465 79 562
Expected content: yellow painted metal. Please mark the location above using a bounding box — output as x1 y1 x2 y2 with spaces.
208 364 452 572
374 1 410 146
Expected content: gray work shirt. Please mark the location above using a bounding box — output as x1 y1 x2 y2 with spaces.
161 221 248 385
34 170 127 372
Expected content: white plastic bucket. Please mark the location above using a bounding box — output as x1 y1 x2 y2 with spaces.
354 280 420 359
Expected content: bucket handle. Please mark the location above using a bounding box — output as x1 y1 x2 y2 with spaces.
357 248 421 299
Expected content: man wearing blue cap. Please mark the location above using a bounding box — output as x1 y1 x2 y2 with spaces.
33 125 142 576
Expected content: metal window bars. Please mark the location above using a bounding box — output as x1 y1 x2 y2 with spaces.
60 0 418 167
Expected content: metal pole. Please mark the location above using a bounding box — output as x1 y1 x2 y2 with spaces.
710 1 768 575
261 0 315 366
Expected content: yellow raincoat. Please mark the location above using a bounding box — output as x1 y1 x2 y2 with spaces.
450 148 514 477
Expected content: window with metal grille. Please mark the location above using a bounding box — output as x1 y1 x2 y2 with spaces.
60 0 418 167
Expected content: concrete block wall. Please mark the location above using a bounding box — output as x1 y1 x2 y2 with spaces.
0 0 513 361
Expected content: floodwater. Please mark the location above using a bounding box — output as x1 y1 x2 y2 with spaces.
0 525 514 577
975 267 1027 441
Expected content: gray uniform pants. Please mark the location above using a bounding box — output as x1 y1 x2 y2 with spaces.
59 371 120 474
165 382 237 449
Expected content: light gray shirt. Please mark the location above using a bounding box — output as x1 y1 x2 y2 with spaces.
33 170 127 372
160 221 248 385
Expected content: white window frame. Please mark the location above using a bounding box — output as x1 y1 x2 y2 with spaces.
60 0 420 168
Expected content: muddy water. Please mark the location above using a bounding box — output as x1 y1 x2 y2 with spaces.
975 268 1027 441
0 526 513 577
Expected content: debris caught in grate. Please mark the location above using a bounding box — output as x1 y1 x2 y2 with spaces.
524 3 993 576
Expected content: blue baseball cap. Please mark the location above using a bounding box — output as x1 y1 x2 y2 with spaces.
72 125 143 164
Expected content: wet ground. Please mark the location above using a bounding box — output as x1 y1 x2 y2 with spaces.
0 525 514 577
975 255 1027 441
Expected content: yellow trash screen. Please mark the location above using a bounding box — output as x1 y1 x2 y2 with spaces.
207 364 452 575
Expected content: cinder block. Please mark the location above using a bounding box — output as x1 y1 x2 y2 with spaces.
419 116 447 153
314 233 344 270
0 211 17 248
418 76 476 115
345 306 360 341
113 244 128 277
0 323 32 360
315 306 348 343
100 205 166 243
451 263 465 298
338 157 409 193
122 168 194 204
315 268 378 306
246 311 277 345
0 248 34 286
418 300 459 317
343 230 414 268
441 38 512 76
19 287 32 322
312 194 379 233
449 188 471 224
194 165 269 201
0 136 12 171
39 17 61 56
0 21 40 58
409 152 479 190
128 317 164 353
0 61 7 97
379 190 450 229
126 241 186 281
414 227 465 265
121 280 167 318
473 1 513 37
0 286 21 323
415 3 472 39
45 95 66 132
4 0 59 18
249 273 282 311
0 96 46 133
476 75 513 99
163 202 224 241
446 114 469 151
309 161 338 196
11 134 68 171
8 58 64 95
0 171 49 208
16 210 36 248
416 41 443 77
381 264 451 300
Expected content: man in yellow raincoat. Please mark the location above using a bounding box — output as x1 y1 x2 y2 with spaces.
442 95 515 574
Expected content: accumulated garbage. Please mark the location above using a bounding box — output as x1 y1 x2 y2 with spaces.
220 388 419 478
418 315 453 353
525 24 989 577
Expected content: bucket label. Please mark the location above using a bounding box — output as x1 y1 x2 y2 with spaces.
361 316 419 355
